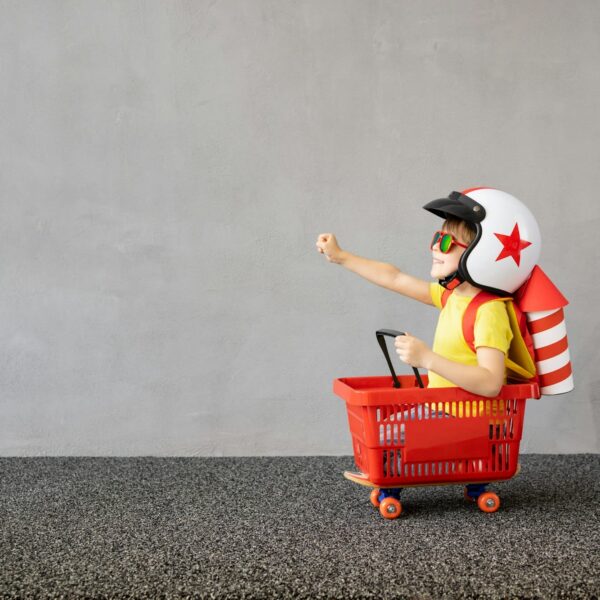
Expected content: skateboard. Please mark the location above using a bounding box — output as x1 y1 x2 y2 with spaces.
344 463 521 519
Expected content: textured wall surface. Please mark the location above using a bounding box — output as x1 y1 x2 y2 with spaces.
0 0 598 455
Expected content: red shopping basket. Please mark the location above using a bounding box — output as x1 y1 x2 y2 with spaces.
334 330 540 488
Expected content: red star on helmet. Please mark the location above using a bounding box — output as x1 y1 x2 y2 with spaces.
494 223 532 267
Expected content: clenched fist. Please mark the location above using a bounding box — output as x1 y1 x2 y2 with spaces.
395 333 432 369
315 233 345 264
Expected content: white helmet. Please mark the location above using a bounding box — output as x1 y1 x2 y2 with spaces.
423 187 541 295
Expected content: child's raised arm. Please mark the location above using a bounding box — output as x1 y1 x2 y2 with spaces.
316 233 433 306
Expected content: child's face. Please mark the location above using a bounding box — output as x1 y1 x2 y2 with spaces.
430 229 468 279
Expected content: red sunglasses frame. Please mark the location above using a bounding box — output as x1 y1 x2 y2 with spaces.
430 230 468 253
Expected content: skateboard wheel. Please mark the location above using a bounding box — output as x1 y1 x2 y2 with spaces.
379 497 402 519
370 488 381 508
464 487 476 503
477 492 500 513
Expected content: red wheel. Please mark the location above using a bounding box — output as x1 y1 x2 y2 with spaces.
379 497 402 519
464 487 476 503
370 488 381 508
478 492 500 513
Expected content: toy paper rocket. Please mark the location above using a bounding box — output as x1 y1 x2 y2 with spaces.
515 266 573 395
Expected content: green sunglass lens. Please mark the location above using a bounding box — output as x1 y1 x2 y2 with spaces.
440 234 452 253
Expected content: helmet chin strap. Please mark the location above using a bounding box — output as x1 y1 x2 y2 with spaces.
439 271 463 290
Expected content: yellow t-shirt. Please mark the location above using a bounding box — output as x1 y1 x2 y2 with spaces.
428 282 513 388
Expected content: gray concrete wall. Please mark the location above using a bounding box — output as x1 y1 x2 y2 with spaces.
0 0 597 455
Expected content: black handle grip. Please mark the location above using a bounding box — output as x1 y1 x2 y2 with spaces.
376 329 425 389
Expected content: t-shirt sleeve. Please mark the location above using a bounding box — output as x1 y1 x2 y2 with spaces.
474 301 513 355
430 282 444 310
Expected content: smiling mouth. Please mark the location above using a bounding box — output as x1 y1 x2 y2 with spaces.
432 258 444 264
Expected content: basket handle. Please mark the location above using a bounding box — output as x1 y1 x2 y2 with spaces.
376 329 425 389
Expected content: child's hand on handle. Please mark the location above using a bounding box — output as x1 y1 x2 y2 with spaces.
395 333 433 370
316 233 345 264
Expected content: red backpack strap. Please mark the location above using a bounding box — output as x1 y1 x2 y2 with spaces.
462 292 538 383
440 288 452 308
462 291 504 353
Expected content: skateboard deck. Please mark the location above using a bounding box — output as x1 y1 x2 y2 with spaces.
344 462 521 489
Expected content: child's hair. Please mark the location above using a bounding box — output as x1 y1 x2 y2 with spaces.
442 217 476 245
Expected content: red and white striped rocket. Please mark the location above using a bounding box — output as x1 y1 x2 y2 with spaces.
515 266 574 395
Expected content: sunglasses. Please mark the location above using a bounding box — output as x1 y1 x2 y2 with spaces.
430 230 468 253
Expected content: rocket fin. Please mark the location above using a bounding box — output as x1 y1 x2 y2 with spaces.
515 265 568 312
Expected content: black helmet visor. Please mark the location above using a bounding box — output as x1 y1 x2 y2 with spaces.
423 191 486 223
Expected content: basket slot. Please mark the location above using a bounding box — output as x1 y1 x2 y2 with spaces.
498 443 503 471
464 458 482 473
382 449 403 477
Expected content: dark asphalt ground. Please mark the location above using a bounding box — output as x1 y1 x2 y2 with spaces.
1 455 598 598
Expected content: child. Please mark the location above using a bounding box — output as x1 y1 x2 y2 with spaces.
316 213 513 398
